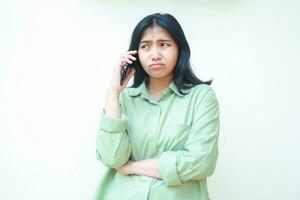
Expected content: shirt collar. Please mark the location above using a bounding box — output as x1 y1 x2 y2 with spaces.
127 77 189 98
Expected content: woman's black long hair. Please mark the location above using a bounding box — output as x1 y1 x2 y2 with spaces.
128 13 212 95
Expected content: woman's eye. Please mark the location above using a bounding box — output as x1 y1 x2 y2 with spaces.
161 43 170 47
140 44 148 49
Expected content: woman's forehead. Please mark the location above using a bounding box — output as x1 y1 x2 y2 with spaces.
139 25 173 42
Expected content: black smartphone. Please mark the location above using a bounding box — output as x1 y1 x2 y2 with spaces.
120 63 135 86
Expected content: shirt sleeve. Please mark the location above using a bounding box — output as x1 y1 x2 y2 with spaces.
157 86 220 186
95 90 132 169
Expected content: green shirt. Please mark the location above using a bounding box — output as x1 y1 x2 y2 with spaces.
94 78 220 200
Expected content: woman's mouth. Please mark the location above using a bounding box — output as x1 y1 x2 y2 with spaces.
149 63 164 69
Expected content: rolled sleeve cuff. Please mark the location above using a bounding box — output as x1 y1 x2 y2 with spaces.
157 151 183 186
99 109 128 133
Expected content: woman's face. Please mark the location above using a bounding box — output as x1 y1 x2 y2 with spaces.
138 25 178 81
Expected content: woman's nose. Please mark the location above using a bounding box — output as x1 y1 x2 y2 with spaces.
151 47 162 61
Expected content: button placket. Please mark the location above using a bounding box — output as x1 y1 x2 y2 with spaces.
148 106 159 141
154 105 161 155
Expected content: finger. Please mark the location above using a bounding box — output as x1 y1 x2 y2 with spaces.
123 54 137 60
126 69 135 81
125 68 134 80
129 68 136 75
127 67 135 74
120 58 133 64
121 50 137 58
123 70 135 85
127 50 137 54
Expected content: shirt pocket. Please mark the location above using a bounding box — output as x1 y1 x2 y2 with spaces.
161 123 191 150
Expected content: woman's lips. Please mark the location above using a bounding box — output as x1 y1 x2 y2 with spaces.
149 64 164 68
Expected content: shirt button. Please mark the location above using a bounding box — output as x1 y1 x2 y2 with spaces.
151 128 155 132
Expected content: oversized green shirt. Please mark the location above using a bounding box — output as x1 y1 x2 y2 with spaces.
94 78 220 200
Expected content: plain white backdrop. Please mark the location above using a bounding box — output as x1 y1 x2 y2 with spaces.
0 0 299 199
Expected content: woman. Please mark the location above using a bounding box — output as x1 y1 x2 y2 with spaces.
95 13 220 200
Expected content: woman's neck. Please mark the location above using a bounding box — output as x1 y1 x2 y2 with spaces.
147 75 173 95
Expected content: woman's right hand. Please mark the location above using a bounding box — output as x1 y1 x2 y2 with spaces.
108 50 137 92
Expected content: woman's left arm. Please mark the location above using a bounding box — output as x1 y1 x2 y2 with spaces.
116 159 162 179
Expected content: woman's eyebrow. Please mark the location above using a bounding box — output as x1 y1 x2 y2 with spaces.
140 39 172 44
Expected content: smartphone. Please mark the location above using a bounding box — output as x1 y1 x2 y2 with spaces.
120 63 135 86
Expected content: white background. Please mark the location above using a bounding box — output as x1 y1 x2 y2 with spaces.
0 0 299 199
